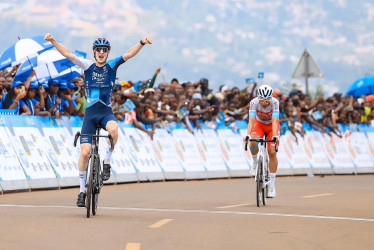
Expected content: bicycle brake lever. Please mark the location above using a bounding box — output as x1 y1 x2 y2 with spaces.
244 136 249 151
274 139 279 153
73 132 80 147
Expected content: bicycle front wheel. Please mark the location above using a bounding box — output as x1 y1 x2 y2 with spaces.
86 154 95 218
263 160 269 205
256 156 263 207
92 156 100 216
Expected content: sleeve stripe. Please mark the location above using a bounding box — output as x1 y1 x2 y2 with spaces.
249 110 256 117
272 111 279 117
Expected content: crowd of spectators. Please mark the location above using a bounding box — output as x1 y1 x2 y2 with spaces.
1 65 374 140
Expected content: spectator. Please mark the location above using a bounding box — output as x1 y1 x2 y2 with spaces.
0 76 6 99
44 80 61 117
171 78 179 85
0 80 27 114
57 80 74 118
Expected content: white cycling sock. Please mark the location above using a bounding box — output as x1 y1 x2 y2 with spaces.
252 154 258 163
270 172 276 187
79 171 87 193
104 145 113 164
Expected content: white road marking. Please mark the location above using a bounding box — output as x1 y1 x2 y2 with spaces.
302 193 333 198
0 204 373 222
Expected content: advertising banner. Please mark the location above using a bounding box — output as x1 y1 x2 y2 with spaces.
195 129 229 178
366 132 374 164
275 141 293 176
320 134 354 174
171 128 207 179
282 132 311 175
151 128 185 180
302 131 332 174
119 123 164 181
346 132 374 173
5 115 58 188
216 129 250 177
0 116 30 191
239 130 255 175
38 116 78 186
107 121 138 183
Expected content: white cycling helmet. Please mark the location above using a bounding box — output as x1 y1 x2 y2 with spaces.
257 84 273 100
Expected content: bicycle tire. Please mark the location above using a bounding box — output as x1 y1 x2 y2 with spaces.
86 154 95 218
256 156 263 207
262 184 267 206
262 158 268 206
92 156 100 216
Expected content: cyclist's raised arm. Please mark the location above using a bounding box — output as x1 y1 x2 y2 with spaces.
122 36 152 61
44 33 76 62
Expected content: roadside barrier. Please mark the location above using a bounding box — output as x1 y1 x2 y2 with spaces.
0 115 373 192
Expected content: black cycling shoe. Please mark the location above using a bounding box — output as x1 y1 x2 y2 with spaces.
102 161 111 181
76 192 86 207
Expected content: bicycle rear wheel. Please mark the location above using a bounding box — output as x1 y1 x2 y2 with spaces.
92 156 100 216
86 154 95 218
256 156 263 207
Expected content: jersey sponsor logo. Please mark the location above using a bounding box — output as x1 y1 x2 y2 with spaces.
256 110 272 119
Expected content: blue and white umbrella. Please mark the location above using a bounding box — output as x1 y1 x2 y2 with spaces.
0 35 54 70
346 75 374 97
56 65 83 82
15 49 77 82
30 65 83 87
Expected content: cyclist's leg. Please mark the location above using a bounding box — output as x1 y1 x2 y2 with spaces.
250 120 265 156
266 122 280 197
250 120 264 173
77 111 96 206
102 113 118 161
104 120 118 145
101 111 118 181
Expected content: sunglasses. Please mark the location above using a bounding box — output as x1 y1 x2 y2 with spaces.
94 47 109 53
259 99 271 104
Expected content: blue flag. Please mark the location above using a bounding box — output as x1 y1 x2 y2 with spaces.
120 99 136 112
245 77 255 85
176 107 189 119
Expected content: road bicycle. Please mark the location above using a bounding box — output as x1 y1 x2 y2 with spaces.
74 126 113 218
244 136 278 207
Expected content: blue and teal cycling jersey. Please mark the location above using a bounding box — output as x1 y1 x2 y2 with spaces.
73 56 125 108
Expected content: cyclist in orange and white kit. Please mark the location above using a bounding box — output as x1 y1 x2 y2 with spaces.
246 85 280 198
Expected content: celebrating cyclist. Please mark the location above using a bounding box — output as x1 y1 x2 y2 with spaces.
44 33 152 207
246 84 280 198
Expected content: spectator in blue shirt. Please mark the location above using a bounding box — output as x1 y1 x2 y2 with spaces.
0 80 28 114
45 79 61 117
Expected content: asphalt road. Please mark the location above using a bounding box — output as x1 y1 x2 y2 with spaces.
1 175 374 250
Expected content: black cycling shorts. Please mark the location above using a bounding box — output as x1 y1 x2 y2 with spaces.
80 102 117 144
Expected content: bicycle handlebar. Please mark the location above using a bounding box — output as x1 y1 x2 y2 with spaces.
244 136 278 152
73 131 114 150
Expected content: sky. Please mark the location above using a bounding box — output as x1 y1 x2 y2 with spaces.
1 0 374 96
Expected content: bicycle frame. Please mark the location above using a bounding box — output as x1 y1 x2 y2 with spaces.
73 127 114 218
244 136 278 207
254 138 269 184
